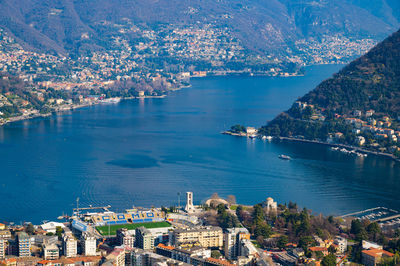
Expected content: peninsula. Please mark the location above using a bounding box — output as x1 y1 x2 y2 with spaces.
227 28 400 160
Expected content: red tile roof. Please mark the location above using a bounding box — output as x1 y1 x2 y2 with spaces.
362 249 394 258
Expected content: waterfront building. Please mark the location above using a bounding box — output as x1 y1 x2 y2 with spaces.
172 226 223 248
223 228 250 260
357 136 366 146
43 243 59 260
63 234 77 258
40 222 65 234
262 197 278 214
17 232 31 257
90 210 165 226
81 232 97 256
135 227 155 250
246 127 257 136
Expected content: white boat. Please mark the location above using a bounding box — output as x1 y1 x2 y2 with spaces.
262 135 273 141
278 155 291 160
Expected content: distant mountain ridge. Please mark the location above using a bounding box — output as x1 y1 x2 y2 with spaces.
0 0 399 56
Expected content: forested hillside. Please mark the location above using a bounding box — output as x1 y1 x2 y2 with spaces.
259 28 400 156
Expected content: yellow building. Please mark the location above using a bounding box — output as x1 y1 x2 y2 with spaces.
172 226 223 248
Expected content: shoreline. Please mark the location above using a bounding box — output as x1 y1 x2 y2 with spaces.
222 131 400 163
277 136 400 163
0 83 194 127
0 93 175 127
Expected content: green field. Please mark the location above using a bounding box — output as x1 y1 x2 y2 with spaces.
96 221 171 236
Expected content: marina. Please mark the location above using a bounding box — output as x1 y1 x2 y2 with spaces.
341 207 400 230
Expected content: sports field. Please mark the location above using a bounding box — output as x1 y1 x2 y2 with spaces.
96 221 171 236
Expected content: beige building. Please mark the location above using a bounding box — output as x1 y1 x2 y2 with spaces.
43 243 59 260
63 234 77 258
172 226 223 248
81 232 97 256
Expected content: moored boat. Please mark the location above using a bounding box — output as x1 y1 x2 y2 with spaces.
278 154 291 160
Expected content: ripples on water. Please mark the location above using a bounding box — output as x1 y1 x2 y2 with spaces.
1 65 400 223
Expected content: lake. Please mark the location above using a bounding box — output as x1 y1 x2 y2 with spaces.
1 64 399 224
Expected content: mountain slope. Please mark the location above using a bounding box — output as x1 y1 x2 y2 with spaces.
259 28 400 154
0 0 399 56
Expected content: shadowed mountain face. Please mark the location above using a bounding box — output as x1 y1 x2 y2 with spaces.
0 0 399 55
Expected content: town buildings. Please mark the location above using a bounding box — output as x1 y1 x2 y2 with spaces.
0 238 5 259
43 243 59 260
135 227 154 250
223 228 250 260
63 232 77 258
117 228 135 249
81 232 97 256
17 232 30 257
362 248 394 266
172 226 223 249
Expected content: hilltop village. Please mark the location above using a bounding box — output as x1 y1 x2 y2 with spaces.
0 193 400 266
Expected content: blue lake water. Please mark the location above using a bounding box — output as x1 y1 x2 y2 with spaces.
1 64 400 223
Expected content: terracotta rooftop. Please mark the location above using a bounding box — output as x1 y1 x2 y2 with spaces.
157 243 175 250
362 248 394 258
206 257 236 266
309 246 328 252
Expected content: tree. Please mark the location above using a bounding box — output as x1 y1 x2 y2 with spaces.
356 228 368 242
227 195 236 205
25 223 34 235
367 222 381 241
230 124 245 133
277 235 288 249
253 204 265 224
55 226 63 239
321 254 337 266
211 250 222 259
161 206 168 214
315 251 324 260
351 219 362 235
328 245 336 254
254 222 271 239
299 235 314 251
288 201 298 210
